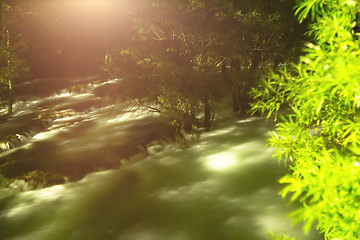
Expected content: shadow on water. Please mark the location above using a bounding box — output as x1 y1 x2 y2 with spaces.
0 106 324 240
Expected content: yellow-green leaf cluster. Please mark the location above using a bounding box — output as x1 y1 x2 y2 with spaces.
252 0 360 239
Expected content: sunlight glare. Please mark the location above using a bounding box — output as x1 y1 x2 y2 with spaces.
32 185 65 200
33 129 61 141
205 152 238 171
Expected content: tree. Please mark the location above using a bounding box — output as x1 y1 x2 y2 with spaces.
0 0 28 115
103 0 303 132
103 0 224 132
251 0 360 239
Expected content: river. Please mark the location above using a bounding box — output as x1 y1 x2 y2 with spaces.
0 76 323 240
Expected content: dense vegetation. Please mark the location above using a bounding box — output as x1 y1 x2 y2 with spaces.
252 0 360 239
0 0 28 114
102 0 305 133
1 0 304 122
4 0 360 239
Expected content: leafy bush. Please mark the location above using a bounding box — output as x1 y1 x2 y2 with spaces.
19 170 66 189
268 233 296 240
251 0 360 239
158 88 200 132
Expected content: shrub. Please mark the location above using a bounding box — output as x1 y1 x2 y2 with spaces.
251 0 360 239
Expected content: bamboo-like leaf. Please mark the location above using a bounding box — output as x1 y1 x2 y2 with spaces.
315 98 324 115
295 0 318 23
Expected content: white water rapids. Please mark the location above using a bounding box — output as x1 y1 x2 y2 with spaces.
0 76 323 240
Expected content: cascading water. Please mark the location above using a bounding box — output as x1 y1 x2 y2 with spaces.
0 131 36 151
0 76 323 240
0 76 172 180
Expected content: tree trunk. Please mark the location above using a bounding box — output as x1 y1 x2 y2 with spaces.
221 60 230 84
7 79 13 115
232 90 239 113
204 97 211 131
6 29 13 115
238 94 250 116
250 50 261 71
183 114 193 132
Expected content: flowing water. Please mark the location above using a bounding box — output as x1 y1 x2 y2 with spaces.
0 75 172 180
0 76 323 240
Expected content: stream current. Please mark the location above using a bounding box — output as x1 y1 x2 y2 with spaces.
0 76 323 240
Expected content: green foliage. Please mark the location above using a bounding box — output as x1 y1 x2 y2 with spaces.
157 88 200 132
102 47 159 100
103 0 303 131
251 0 360 239
0 1 28 112
19 170 66 189
268 233 296 240
0 38 28 93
